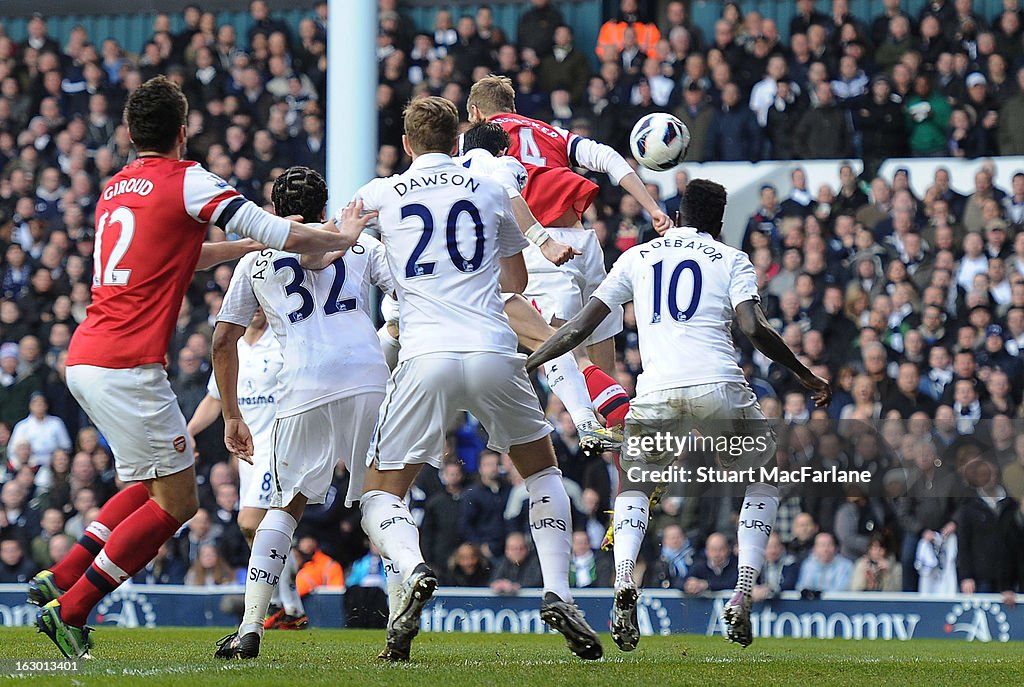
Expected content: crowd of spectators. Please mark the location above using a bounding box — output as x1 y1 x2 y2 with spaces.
0 0 1023 607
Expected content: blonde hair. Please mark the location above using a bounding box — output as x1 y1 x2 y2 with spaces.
468 75 516 117
403 96 459 154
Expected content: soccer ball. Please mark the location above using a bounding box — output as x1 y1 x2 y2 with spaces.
629 113 690 171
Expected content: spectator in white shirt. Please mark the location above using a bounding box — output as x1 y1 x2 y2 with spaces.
8 392 71 469
956 232 989 291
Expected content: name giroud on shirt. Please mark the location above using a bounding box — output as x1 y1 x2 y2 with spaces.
393 172 481 197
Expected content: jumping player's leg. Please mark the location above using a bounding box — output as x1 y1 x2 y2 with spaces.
503 294 599 431
551 314 630 429
39 364 198 659
30 481 151 603
467 352 602 660
57 466 197 627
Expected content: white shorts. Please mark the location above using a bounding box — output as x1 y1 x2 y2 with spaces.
523 228 623 345
238 448 274 510
67 364 194 482
369 352 552 471
624 382 776 470
272 392 384 508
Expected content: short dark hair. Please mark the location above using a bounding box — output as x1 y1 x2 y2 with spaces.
125 75 188 154
677 178 728 238
462 122 510 156
271 166 327 223
404 96 459 154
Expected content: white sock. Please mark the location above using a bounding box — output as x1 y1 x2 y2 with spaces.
240 509 297 637
612 491 649 588
278 548 305 616
377 325 400 371
543 353 598 429
361 490 424 581
736 482 779 595
383 557 402 623
525 466 573 602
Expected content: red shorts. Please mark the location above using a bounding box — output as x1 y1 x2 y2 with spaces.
522 166 599 227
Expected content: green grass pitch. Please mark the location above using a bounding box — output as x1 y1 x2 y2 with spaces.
0 627 1020 686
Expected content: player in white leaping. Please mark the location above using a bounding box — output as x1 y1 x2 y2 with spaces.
354 97 602 663
377 120 619 452
527 179 831 651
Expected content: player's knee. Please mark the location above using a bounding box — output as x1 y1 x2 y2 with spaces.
237 510 263 543
239 524 257 544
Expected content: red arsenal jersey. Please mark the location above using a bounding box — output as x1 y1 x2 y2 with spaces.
67 157 246 369
488 113 599 226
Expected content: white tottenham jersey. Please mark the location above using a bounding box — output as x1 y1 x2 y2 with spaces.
218 235 393 417
354 152 528 362
453 149 528 198
593 226 759 395
207 328 282 451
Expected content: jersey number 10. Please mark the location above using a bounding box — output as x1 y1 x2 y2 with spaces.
651 260 702 324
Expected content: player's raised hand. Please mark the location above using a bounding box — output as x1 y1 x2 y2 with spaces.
540 238 581 266
799 372 832 408
224 417 255 464
651 209 672 235
338 200 378 246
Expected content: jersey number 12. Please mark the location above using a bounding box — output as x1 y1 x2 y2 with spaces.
651 260 702 323
93 206 136 286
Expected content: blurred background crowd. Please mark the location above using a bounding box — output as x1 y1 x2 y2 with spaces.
0 0 1022 615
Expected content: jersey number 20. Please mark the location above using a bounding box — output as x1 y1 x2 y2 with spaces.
402 200 485 278
651 260 702 323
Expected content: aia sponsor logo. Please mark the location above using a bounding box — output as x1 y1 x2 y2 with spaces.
944 600 1011 642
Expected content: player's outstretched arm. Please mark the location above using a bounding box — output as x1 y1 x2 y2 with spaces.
570 136 671 234
735 299 831 407
526 297 611 373
195 239 264 271
296 201 378 269
282 215 360 255
618 171 671 234
211 321 255 463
